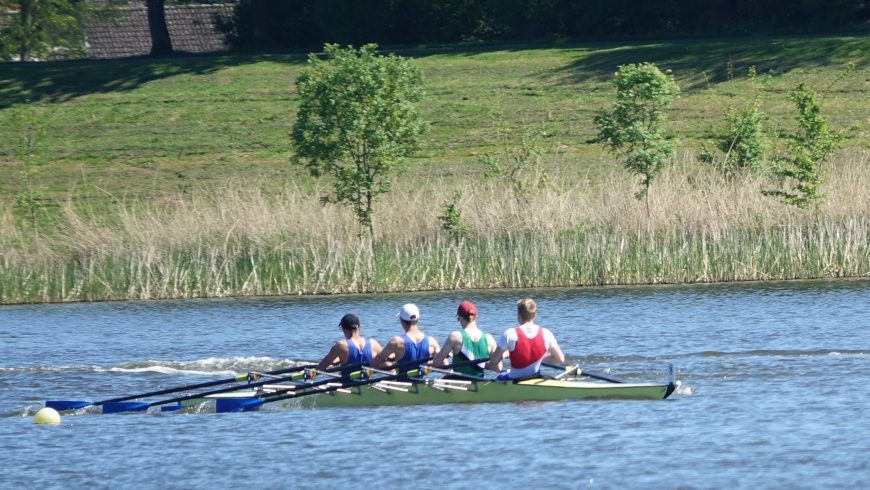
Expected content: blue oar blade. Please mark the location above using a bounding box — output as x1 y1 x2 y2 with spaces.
102 401 150 414
160 404 185 412
46 400 92 411
215 398 263 413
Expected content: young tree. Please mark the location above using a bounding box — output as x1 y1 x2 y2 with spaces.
292 43 426 238
0 0 95 61
763 83 841 209
593 62 680 214
698 67 768 178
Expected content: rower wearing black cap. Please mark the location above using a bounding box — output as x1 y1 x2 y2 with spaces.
317 314 383 377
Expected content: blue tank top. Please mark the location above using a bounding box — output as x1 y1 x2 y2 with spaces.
343 337 372 377
398 334 429 375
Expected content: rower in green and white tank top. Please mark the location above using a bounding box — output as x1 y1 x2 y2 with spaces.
454 329 489 377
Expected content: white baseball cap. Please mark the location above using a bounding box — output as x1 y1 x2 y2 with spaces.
397 303 420 322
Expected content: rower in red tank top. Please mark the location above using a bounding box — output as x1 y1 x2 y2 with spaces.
509 325 547 369
486 298 566 380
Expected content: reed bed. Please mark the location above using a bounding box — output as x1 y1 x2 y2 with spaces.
1 151 868 303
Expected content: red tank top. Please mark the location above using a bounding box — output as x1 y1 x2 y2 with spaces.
509 326 547 369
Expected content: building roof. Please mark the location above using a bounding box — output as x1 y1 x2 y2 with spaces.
84 3 236 59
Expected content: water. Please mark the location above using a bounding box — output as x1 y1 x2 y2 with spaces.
2 280 868 489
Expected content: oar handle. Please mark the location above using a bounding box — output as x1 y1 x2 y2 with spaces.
216 356 494 412
266 355 490 404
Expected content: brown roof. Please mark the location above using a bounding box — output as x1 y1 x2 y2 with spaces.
84 3 236 59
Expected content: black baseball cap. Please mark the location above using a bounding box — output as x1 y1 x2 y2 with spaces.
339 314 360 329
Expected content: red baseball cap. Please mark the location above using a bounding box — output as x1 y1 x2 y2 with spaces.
457 301 478 319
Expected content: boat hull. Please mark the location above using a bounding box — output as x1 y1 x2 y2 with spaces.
281 377 674 408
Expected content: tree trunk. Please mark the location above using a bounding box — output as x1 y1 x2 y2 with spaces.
146 0 173 56
19 0 33 61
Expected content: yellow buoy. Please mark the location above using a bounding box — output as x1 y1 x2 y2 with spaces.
33 407 62 425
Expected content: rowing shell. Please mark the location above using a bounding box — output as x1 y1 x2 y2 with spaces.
200 369 676 410
296 377 675 407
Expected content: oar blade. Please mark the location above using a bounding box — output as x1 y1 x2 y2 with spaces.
215 398 264 413
101 401 150 414
160 404 185 412
45 400 92 411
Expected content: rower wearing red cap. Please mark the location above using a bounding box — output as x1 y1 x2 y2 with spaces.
317 313 383 377
371 303 439 375
433 301 500 377
486 298 565 380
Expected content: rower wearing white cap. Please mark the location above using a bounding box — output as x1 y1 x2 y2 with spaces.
371 303 439 375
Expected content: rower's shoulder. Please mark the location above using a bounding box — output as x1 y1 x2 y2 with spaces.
387 334 406 346
331 338 351 350
368 336 384 348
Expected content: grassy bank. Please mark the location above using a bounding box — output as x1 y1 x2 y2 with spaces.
2 150 868 303
1 35 869 302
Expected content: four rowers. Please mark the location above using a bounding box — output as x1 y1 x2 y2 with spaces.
315 298 564 380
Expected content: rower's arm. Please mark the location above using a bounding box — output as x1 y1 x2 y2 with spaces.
486 333 503 371
316 341 346 371
369 338 384 359
547 337 566 364
371 336 403 368
433 332 461 367
486 346 508 371
428 335 440 360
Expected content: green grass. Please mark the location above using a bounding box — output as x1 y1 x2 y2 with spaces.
1 35 868 206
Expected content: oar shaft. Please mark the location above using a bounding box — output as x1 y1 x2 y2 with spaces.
542 362 623 383
149 355 438 408
97 364 313 405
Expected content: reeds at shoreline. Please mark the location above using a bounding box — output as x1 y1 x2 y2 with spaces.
2 151 868 304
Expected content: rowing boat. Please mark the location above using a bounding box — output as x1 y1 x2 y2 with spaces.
202 365 676 410
46 362 676 414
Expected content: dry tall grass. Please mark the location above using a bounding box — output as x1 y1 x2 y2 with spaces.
1 151 868 303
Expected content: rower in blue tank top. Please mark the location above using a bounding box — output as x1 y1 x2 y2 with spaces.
317 314 383 378
372 303 439 376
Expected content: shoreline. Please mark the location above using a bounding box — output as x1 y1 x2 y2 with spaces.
3 275 868 307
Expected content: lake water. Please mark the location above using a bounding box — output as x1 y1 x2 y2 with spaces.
2 280 868 489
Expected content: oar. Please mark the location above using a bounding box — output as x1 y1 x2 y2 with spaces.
102 363 337 414
215 368 378 412
113 355 439 414
46 362 317 412
542 362 624 383
218 355 479 413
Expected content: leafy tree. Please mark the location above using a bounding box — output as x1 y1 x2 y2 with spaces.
292 44 426 238
764 83 841 209
0 0 96 61
593 62 680 213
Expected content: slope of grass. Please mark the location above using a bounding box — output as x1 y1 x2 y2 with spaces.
1 35 867 205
